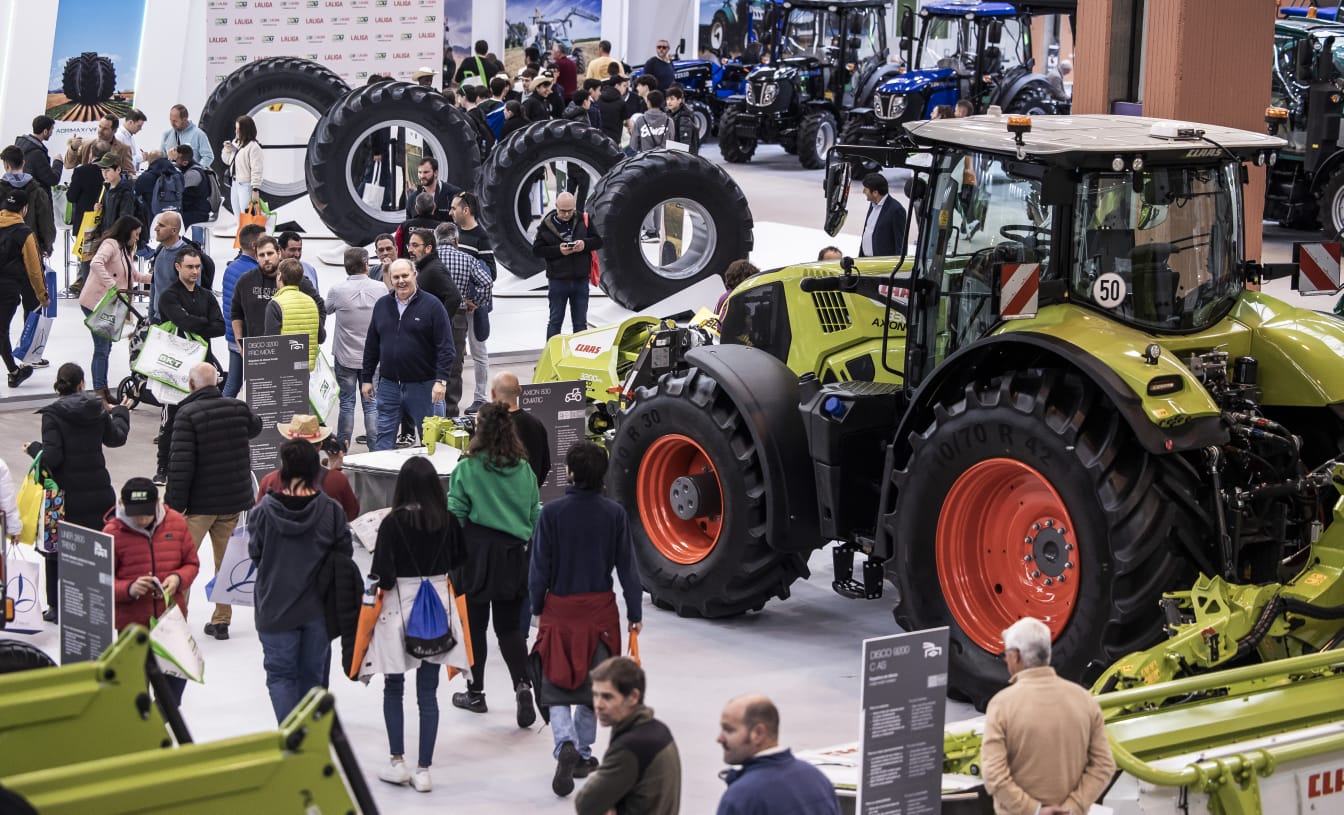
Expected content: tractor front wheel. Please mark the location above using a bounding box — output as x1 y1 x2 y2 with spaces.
889 370 1200 708
609 367 809 618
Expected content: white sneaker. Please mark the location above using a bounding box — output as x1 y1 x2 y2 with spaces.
378 758 411 785
412 768 432 792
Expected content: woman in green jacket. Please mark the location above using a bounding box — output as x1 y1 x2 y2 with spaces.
448 402 541 728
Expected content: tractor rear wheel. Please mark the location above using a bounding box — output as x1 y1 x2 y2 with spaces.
609 367 810 618
1005 84 1056 116
1317 166 1344 241
889 369 1201 708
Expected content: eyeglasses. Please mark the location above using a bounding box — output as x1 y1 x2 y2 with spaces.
657 45 669 50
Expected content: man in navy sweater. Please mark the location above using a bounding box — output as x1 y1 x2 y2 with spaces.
529 440 644 796
359 259 454 451
715 695 841 815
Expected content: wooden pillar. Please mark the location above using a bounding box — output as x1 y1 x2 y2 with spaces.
1141 0 1276 259
1072 0 1137 115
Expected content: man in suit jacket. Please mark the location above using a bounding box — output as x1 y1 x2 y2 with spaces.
859 173 907 258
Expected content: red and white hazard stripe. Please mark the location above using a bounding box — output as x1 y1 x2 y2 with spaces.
999 263 1040 320
1296 242 1343 293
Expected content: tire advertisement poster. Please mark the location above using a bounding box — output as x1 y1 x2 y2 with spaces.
205 0 444 89
698 0 771 58
45 0 148 160
503 0 603 77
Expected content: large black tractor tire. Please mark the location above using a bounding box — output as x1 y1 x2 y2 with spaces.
0 639 56 674
710 11 733 55
797 112 837 170
717 108 757 163
200 57 350 213
609 367 810 617
590 151 753 311
1317 167 1344 241
62 52 116 105
1004 83 1056 116
478 120 624 279
888 369 1201 708
307 82 481 248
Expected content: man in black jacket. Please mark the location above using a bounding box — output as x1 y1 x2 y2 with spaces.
153 246 225 486
15 116 62 207
858 173 907 258
665 86 701 154
596 75 630 144
167 360 262 640
407 228 462 316
533 192 602 338
360 259 455 451
230 236 326 391
404 157 460 223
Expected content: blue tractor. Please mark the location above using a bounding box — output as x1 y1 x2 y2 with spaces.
842 0 1074 151
630 39 752 142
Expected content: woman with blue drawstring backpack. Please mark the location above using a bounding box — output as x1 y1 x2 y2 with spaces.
363 456 468 794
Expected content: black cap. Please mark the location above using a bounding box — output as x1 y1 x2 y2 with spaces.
2 188 28 212
121 477 159 515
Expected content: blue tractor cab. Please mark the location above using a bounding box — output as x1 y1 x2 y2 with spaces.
841 0 1074 153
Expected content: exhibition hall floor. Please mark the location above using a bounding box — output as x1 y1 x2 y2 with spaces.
0 139 1328 811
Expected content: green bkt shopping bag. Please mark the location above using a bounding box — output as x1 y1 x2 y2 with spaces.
150 584 205 683
83 289 130 341
132 322 207 396
309 350 340 424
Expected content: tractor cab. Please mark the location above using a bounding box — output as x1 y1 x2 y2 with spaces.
825 114 1283 385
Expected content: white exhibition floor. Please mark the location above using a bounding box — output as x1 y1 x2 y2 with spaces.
0 138 1335 812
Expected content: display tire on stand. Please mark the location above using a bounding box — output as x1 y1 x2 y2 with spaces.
61 52 115 105
590 150 753 311
797 111 837 170
887 369 1200 708
477 120 624 279
718 108 756 163
307 81 482 248
609 366 810 618
199 57 350 212
0 639 56 674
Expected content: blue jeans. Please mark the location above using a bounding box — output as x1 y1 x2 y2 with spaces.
547 278 589 339
81 307 112 389
335 363 376 448
258 616 330 724
374 378 437 451
222 348 243 398
550 705 596 760
384 663 441 767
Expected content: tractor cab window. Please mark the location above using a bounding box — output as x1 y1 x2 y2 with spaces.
920 17 974 73
841 9 884 64
918 152 1054 359
1071 165 1242 332
981 16 1028 76
781 10 839 60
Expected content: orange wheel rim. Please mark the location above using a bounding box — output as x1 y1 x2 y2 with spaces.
935 458 1079 653
637 434 724 565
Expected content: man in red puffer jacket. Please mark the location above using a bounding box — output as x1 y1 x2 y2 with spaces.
108 476 199 703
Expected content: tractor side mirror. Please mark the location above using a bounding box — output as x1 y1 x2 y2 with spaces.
824 158 854 237
992 261 1040 320
987 21 1004 45
1323 36 1342 81
1296 38 1317 83
1291 242 1344 295
676 38 687 59
900 9 915 39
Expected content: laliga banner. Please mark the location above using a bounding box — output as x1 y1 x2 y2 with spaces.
206 0 445 88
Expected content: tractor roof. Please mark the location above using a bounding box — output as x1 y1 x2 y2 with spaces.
1280 5 1339 20
919 0 1075 18
905 114 1284 166
782 0 889 9
1275 16 1344 35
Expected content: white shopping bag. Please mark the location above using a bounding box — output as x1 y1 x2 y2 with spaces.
15 312 54 365
205 524 255 607
349 507 390 553
309 350 340 424
133 325 207 395
4 548 43 633
361 163 386 207
150 585 205 683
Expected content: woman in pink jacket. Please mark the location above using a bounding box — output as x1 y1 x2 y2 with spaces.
81 215 149 402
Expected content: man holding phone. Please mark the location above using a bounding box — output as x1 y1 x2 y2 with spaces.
532 191 603 339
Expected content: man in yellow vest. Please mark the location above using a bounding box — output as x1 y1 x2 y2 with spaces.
264 258 321 369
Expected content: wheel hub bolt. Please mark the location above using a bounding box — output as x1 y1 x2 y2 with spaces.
1065 543 1074 552
1045 519 1055 528
1058 574 1067 583
1031 570 1041 578
1044 578 1053 586
1023 554 1032 561
1024 537 1032 544
1065 561 1074 570
1032 523 1041 531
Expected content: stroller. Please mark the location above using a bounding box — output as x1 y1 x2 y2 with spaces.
114 293 222 409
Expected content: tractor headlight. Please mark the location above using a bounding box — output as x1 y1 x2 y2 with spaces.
759 82 779 106
875 94 906 121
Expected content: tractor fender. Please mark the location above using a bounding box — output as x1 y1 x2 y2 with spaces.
681 344 821 553
899 332 1228 461
856 63 904 107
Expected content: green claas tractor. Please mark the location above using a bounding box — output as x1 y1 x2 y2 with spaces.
535 112 1344 706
